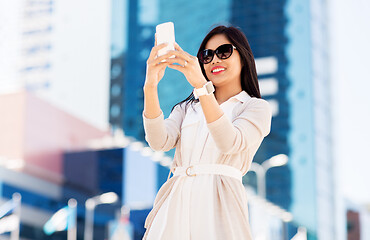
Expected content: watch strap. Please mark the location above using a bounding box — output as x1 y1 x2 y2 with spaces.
193 82 215 99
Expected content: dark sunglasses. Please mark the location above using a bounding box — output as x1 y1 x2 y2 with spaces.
198 44 237 64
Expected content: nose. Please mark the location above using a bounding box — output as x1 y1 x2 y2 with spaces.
210 53 222 64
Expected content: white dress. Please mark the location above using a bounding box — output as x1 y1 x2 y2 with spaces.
142 91 272 240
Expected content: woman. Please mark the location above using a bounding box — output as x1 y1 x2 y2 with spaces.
142 25 272 240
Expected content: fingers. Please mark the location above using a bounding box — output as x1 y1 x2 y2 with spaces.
149 41 192 62
174 42 193 58
167 64 185 72
151 61 171 72
162 57 187 67
148 43 168 61
174 42 183 51
148 41 195 71
156 61 170 71
165 50 193 63
148 51 177 66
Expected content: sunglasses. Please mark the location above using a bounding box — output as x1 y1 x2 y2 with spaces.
198 44 237 64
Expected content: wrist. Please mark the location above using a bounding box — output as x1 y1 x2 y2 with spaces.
193 81 215 99
143 83 158 92
194 79 208 89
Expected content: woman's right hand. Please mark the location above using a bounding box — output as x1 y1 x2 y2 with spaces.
144 37 174 89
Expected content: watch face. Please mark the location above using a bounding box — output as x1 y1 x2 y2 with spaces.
194 82 215 99
205 82 215 94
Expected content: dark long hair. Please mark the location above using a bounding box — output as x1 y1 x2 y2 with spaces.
172 25 261 112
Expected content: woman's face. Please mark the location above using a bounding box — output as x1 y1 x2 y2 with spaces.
203 34 242 89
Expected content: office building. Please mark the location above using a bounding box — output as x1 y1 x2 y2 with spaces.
232 0 334 239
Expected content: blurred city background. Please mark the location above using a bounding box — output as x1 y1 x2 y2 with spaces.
0 0 369 239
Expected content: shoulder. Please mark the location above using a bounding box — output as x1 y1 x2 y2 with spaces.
235 98 272 135
247 97 270 108
235 97 271 115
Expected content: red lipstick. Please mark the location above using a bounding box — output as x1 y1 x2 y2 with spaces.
211 66 226 75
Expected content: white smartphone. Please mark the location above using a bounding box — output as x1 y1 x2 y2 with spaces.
156 22 175 57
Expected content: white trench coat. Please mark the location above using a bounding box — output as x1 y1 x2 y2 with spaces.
143 91 272 240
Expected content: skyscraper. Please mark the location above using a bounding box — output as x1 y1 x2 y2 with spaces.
231 0 292 211
109 0 126 130
285 0 335 239
232 0 335 238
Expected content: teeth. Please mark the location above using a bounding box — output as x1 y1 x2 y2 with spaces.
212 68 225 73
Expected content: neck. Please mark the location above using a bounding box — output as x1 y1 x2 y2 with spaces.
214 83 243 105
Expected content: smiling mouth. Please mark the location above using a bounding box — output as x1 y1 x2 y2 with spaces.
211 68 225 73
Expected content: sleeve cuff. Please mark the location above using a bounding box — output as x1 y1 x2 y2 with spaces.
207 114 229 132
143 111 164 125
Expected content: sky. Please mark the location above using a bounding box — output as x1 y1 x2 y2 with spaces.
329 0 370 204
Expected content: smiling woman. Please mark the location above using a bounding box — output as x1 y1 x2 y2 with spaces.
142 25 272 240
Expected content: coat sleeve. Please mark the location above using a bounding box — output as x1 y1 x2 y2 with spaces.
207 98 272 154
143 103 185 151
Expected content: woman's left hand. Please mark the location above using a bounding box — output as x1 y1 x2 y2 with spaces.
166 43 208 88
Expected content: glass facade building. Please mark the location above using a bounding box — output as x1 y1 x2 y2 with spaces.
285 0 335 239
109 0 126 130
231 0 292 211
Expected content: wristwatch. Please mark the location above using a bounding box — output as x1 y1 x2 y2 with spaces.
193 81 215 99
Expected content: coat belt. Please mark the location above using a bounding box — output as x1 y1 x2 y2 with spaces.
169 164 243 183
